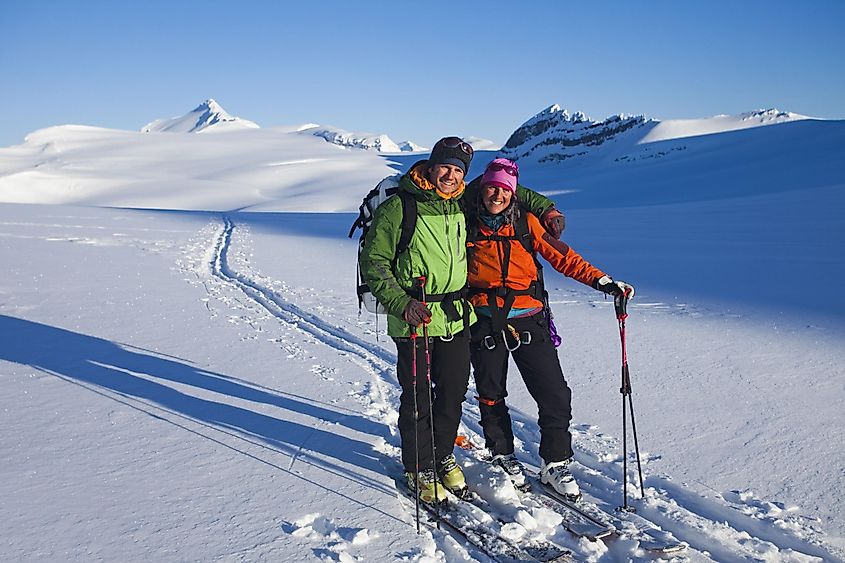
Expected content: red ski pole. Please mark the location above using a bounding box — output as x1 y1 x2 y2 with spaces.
615 289 645 512
410 320 421 532
417 276 440 520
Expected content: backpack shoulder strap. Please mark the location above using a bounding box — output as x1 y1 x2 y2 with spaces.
514 206 534 256
348 198 368 238
396 190 417 255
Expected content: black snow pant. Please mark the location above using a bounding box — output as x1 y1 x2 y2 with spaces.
470 312 574 464
395 334 470 473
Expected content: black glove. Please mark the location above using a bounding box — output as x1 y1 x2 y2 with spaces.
403 299 432 327
594 275 635 298
540 208 566 239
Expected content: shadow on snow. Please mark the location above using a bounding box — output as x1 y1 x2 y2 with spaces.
1 314 399 503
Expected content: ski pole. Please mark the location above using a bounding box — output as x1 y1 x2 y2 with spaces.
615 289 645 512
410 320 421 533
418 276 440 525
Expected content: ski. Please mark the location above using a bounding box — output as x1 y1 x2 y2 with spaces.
463 489 592 558
516 474 615 541
523 468 687 554
455 437 612 541
398 478 571 562
455 435 685 554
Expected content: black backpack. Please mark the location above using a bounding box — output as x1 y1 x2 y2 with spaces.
348 174 417 313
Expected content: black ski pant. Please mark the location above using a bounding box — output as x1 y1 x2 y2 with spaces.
395 334 470 474
470 313 574 464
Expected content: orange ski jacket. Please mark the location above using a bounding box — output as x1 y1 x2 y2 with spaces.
467 210 606 312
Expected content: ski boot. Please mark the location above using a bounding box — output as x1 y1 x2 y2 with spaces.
406 469 446 505
541 458 581 500
491 453 528 490
437 454 470 499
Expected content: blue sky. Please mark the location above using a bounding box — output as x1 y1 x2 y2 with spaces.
1 0 843 148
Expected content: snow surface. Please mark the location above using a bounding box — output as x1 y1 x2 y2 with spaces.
1 106 844 562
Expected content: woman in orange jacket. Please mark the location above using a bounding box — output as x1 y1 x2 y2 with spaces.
466 158 634 498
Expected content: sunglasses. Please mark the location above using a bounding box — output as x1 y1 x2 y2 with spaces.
438 136 474 156
487 161 518 177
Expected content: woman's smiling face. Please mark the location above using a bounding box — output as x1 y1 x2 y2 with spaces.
481 184 513 215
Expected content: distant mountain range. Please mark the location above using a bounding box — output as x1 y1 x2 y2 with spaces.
139 99 813 164
500 104 808 165
297 126 427 153
142 99 427 152
1 99 841 214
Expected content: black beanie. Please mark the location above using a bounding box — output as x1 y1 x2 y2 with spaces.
427 137 473 174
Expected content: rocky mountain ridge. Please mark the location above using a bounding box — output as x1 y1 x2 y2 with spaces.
499 104 651 163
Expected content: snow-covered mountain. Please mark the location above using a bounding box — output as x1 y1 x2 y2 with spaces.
397 140 427 152
141 98 259 133
1 105 842 213
141 99 425 151
464 136 501 151
500 104 652 163
640 108 810 143
501 104 810 165
300 125 425 153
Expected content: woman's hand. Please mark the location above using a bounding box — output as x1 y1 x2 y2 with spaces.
595 275 635 298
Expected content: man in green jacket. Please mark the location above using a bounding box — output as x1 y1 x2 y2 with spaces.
360 137 558 504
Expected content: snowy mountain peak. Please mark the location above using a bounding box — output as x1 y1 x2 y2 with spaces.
300 125 424 153
141 99 259 133
398 140 428 152
194 98 224 114
501 105 650 163
739 108 808 123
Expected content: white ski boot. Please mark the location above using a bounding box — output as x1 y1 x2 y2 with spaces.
541 458 581 500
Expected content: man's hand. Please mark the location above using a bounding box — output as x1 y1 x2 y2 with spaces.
594 275 635 298
541 208 566 239
403 299 432 326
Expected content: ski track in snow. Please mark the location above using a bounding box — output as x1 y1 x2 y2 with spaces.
175 214 842 563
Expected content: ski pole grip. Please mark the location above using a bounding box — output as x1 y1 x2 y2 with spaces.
614 292 629 320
